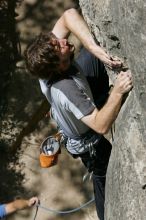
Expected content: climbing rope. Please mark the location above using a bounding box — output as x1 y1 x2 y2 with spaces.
33 196 95 220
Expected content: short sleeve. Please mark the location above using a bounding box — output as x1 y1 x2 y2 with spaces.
0 204 6 219
52 79 95 119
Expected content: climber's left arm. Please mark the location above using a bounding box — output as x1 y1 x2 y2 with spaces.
52 8 122 68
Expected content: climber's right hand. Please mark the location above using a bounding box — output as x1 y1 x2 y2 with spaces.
113 70 133 95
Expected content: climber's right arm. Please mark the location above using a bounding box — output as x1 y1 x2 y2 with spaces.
81 71 133 134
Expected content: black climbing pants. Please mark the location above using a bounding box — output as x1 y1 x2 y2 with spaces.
78 136 112 220
92 174 106 220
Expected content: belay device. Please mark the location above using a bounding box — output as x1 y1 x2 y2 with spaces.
39 134 61 168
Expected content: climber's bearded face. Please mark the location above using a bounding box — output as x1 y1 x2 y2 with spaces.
51 38 75 71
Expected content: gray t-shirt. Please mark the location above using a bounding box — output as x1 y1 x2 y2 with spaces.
39 70 95 138
39 48 109 154
39 70 100 154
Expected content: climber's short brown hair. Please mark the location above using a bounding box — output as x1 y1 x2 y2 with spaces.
24 32 62 80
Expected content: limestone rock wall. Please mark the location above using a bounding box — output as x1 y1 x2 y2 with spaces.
79 1 146 219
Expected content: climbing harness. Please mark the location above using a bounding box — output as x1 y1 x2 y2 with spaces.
33 196 95 220
37 131 99 219
88 142 96 157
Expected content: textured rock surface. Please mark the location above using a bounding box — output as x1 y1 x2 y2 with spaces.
79 0 146 219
